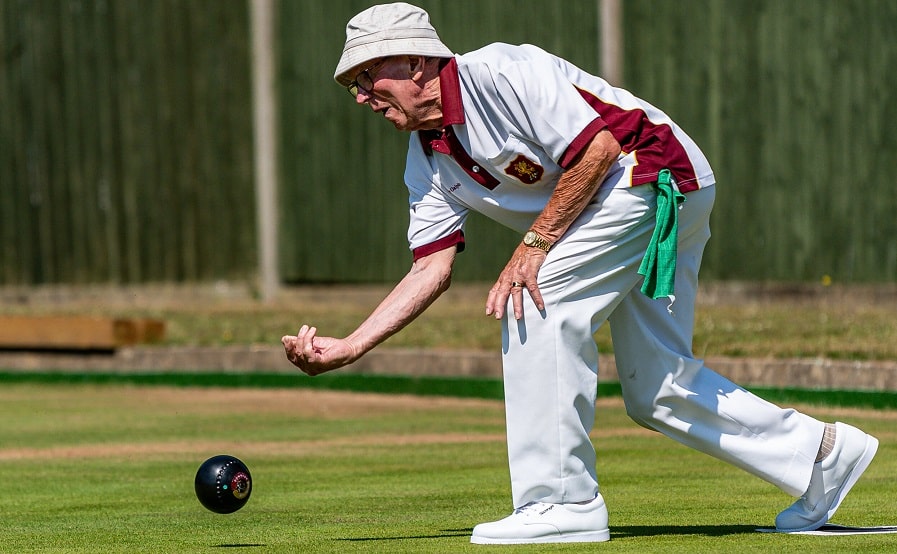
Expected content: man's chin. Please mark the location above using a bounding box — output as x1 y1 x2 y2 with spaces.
383 114 425 132
389 119 413 132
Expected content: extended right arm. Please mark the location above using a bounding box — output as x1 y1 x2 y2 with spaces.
282 245 456 376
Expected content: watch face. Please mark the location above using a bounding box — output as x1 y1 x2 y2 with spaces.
523 230 550 251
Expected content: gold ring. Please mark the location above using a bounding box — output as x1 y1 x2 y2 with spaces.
511 281 524 288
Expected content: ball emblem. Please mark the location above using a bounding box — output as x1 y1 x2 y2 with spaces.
194 455 253 514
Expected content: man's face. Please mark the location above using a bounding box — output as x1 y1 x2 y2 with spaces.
349 57 440 132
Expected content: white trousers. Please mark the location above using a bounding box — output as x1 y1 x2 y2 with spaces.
501 175 824 508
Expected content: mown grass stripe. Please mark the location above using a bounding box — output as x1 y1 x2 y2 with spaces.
1 370 896 409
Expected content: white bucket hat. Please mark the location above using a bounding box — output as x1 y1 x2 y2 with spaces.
334 2 453 86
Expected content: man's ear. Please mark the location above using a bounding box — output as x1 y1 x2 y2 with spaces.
408 55 427 81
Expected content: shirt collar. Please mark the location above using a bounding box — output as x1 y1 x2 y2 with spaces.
438 57 464 127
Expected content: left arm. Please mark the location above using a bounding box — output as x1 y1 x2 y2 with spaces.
485 128 622 320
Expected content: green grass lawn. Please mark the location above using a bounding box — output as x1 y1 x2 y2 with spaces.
2 378 896 553
7 282 897 361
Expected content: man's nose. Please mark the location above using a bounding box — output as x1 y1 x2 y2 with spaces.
355 90 373 104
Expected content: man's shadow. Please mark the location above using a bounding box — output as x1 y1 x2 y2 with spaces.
612 524 759 538
337 524 758 542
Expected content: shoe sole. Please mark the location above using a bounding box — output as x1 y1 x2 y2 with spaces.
780 433 879 533
470 529 610 544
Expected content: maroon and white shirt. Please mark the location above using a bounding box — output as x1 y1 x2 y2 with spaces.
405 43 715 260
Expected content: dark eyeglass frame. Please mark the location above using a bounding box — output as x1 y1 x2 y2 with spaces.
346 60 386 97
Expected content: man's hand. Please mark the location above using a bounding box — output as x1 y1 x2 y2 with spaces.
485 244 547 320
281 325 359 376
485 130 621 322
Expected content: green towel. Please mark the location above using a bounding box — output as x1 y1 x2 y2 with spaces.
638 169 686 308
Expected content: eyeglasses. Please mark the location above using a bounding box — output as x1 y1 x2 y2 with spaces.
346 60 386 97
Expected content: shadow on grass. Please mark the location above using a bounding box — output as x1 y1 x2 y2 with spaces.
338 529 472 542
613 524 759 538
337 525 758 542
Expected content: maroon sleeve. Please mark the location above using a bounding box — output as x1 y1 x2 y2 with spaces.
558 117 608 169
411 230 466 262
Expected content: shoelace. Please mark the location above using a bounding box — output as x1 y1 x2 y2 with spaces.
514 502 554 516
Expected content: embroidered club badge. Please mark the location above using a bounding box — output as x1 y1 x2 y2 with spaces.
504 155 544 184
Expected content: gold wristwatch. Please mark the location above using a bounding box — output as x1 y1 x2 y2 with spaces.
523 230 552 252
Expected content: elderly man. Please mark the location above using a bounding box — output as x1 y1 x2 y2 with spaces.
282 2 878 545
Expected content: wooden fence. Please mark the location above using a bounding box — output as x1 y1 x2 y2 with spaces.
625 0 897 282
2 1 895 285
1 0 256 284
